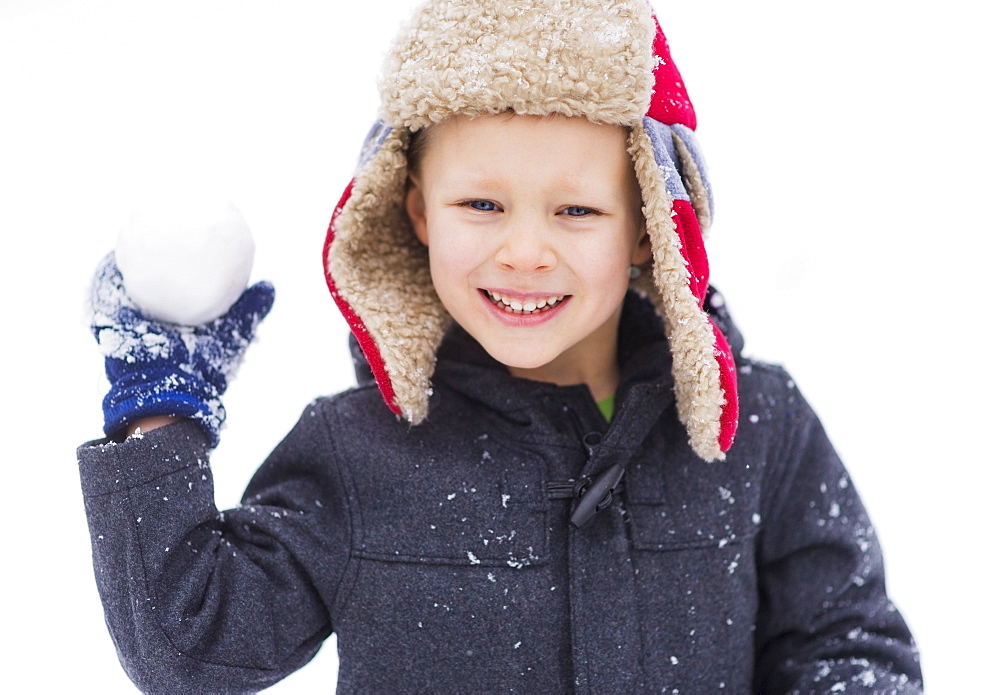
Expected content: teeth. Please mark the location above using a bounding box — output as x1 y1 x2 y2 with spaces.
484 291 565 314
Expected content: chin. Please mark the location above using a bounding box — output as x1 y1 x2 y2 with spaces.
483 344 560 372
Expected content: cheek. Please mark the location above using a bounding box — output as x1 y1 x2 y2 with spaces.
576 235 634 285
426 232 483 296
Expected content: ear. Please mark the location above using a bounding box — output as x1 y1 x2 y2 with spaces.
631 228 652 266
405 178 429 246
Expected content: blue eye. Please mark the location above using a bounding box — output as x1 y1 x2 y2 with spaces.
466 199 499 212
562 206 595 217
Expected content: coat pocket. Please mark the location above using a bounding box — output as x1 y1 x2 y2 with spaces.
624 449 759 552
353 456 550 568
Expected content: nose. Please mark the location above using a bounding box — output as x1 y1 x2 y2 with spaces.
494 218 557 273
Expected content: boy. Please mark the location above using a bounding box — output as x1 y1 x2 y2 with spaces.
80 0 922 691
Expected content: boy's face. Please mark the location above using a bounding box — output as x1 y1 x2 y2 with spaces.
406 113 650 397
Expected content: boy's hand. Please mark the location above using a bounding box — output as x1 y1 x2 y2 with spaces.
90 252 275 447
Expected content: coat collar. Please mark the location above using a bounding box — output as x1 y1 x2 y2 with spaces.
349 289 744 450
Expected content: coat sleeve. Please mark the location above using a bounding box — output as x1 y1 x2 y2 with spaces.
77 401 352 694
752 377 922 693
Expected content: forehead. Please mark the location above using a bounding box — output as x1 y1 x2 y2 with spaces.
413 114 633 186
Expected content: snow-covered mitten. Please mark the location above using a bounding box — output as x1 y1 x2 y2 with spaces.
90 252 275 447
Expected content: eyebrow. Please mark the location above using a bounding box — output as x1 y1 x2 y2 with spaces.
457 172 595 196
459 174 508 191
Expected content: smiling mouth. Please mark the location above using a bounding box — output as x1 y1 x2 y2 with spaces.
481 290 568 315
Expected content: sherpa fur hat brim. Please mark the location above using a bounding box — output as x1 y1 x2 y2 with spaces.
324 0 739 461
380 0 655 130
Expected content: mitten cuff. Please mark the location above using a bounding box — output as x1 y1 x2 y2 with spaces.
102 368 224 447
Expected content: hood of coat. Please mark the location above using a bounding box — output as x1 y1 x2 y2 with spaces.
326 0 739 461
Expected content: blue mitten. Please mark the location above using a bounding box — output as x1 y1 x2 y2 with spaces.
90 252 275 447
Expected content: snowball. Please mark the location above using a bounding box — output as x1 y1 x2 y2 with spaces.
116 193 254 326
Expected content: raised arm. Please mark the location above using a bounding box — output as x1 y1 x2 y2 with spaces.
78 402 350 692
78 253 350 691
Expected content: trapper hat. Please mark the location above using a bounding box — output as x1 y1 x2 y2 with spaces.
323 0 739 461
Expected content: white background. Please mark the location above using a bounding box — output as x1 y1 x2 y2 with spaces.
1 0 995 691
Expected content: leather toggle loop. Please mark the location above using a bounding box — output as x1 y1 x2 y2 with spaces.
569 463 625 529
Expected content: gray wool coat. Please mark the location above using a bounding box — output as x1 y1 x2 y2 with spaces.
77 292 922 693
